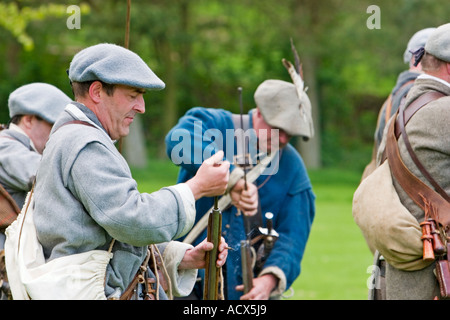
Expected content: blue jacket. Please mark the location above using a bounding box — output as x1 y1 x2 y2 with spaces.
165 107 315 299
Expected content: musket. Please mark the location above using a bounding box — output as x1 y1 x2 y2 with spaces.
237 86 254 294
237 87 248 187
203 196 223 300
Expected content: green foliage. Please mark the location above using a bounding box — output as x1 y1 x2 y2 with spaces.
0 1 89 51
1 0 450 168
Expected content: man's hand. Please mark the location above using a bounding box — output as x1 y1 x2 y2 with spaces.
230 179 258 216
179 237 229 270
236 273 278 300
186 151 230 200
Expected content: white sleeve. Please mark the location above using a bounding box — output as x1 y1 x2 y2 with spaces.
161 241 197 297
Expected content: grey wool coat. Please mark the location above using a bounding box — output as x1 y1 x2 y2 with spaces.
33 102 196 298
383 76 450 299
0 127 41 209
0 127 41 249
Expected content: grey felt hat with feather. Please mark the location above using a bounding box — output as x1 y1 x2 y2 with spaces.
254 79 310 137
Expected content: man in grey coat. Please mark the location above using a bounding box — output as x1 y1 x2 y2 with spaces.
32 43 230 299
0 83 70 248
374 27 435 149
364 28 435 300
363 28 435 182
379 23 450 299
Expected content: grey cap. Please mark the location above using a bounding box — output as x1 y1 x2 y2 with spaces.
8 83 71 124
68 43 165 90
425 23 450 63
403 28 436 64
254 79 310 137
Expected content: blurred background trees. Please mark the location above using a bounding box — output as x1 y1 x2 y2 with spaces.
1 0 449 171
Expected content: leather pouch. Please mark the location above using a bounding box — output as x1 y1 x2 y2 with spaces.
435 259 450 299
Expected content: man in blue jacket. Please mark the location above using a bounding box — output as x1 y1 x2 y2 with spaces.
166 79 316 300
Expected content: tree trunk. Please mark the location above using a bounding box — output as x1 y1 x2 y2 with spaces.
291 0 327 169
158 39 177 159
297 55 321 169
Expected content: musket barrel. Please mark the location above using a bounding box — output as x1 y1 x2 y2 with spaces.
203 196 222 300
240 240 254 294
237 86 248 188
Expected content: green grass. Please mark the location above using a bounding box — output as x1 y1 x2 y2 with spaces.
288 168 373 300
131 160 373 300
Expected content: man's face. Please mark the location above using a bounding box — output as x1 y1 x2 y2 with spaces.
28 116 52 154
252 108 291 152
97 84 146 140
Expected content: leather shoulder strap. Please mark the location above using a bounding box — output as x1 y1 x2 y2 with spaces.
387 109 450 230
395 91 446 138
396 91 449 202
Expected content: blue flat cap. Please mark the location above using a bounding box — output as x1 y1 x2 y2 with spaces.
68 43 165 90
425 23 450 63
8 83 71 124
